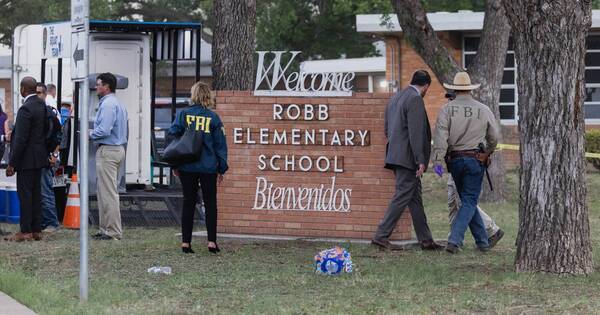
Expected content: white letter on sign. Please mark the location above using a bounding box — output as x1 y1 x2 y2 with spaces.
233 128 243 144
318 104 329 121
253 177 268 209
258 155 267 171
273 104 283 120
304 104 314 120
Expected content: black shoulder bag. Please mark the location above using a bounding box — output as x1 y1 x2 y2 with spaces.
162 114 204 166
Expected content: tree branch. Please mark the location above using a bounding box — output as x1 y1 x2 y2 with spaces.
391 0 462 84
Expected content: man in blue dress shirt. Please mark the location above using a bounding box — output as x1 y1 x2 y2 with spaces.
90 73 128 240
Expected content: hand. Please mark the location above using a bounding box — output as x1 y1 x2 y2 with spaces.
6 165 15 177
218 174 224 185
415 164 425 177
172 169 180 177
433 163 444 177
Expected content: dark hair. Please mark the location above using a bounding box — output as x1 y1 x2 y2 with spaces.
97 72 117 92
410 70 432 86
36 82 47 92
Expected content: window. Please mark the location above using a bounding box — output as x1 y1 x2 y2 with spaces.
463 35 517 124
585 35 600 121
463 34 600 124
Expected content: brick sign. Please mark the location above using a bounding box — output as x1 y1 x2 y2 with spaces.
215 91 412 240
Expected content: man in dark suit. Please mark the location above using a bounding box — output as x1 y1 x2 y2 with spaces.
4 77 49 242
372 70 442 251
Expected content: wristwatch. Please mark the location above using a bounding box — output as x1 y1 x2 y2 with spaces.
51 152 59 158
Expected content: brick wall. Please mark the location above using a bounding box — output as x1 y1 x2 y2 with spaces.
214 91 413 240
398 32 463 124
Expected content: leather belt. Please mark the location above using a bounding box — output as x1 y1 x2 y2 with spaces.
449 150 480 159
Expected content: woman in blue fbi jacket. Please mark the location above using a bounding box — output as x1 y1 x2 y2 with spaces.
169 82 228 254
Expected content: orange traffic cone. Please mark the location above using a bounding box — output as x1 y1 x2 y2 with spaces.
63 174 80 229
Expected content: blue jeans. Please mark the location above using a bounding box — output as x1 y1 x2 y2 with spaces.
447 157 489 248
41 167 59 229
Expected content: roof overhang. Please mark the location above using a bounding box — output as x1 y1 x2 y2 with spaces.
90 20 202 33
300 57 385 74
357 10 600 34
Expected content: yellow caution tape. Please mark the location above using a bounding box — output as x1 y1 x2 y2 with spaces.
496 144 600 159
497 144 520 151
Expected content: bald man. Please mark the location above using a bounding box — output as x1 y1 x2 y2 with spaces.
4 77 49 242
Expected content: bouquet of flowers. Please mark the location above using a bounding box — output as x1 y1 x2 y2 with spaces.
314 246 353 275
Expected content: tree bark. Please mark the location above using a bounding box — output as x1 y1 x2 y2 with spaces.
503 0 593 275
392 0 509 202
391 0 461 84
212 0 256 90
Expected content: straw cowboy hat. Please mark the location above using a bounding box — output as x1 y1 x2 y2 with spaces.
443 72 481 90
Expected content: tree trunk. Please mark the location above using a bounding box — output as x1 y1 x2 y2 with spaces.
212 0 256 90
392 0 508 202
503 0 593 275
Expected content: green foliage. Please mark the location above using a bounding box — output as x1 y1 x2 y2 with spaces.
256 0 393 61
586 130 600 171
0 0 211 47
587 130 600 153
116 0 209 24
3 0 599 60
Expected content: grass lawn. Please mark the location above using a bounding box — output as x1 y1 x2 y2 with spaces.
1 172 600 314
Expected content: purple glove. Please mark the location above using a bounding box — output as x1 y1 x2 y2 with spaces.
433 164 444 177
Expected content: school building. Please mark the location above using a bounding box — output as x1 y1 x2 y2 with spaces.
356 10 600 167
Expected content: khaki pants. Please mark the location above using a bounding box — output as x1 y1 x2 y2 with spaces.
96 145 126 238
448 176 499 237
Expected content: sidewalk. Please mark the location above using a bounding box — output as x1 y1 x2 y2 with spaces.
189 231 436 250
0 292 37 315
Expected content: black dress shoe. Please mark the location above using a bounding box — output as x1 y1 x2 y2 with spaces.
96 234 119 241
421 239 444 251
446 243 460 254
208 244 220 254
371 239 403 251
477 246 490 252
92 232 104 239
488 229 505 248
371 239 390 250
182 246 195 254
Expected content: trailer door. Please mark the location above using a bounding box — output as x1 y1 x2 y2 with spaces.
89 36 151 186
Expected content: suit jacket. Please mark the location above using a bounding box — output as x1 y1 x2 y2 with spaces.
10 95 49 171
384 86 432 171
